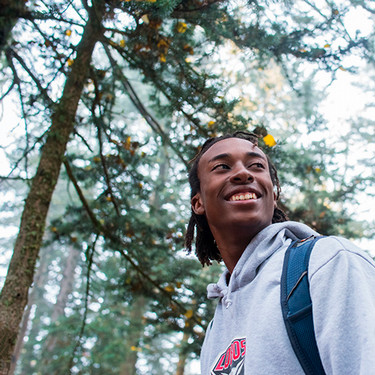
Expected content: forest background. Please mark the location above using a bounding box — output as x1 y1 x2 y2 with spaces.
0 0 374 374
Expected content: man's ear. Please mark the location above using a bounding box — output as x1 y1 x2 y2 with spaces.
191 193 205 215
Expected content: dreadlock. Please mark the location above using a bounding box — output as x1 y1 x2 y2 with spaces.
185 131 288 266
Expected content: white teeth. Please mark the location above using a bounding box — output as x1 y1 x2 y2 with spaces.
229 193 257 201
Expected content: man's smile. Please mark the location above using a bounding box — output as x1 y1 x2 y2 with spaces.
228 192 258 201
225 187 261 202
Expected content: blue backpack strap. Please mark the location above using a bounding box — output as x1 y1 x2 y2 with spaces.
280 236 326 375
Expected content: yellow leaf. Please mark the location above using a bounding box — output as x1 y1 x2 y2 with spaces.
138 182 143 189
67 58 74 66
164 285 175 293
93 156 101 163
159 54 166 63
65 29 72 37
183 44 194 55
106 196 112 202
324 44 331 48
157 39 169 49
51 226 58 232
185 57 192 63
299 48 307 53
176 22 188 33
315 167 321 173
141 14 150 24
207 120 215 128
339 66 347 71
119 39 126 48
184 309 194 319
263 134 276 147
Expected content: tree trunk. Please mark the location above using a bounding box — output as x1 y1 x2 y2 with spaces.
44 244 80 354
8 246 50 375
175 331 190 375
119 296 147 375
0 1 105 373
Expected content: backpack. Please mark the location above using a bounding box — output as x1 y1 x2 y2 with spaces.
280 236 326 375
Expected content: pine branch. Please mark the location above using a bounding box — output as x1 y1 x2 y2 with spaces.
102 41 189 167
0 176 31 182
90 68 121 216
63 160 204 329
104 37 210 137
171 0 225 18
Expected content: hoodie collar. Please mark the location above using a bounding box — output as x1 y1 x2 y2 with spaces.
207 221 319 299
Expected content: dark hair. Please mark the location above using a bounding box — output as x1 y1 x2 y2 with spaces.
185 131 288 266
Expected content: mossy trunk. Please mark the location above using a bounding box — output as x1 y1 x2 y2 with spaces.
0 2 105 373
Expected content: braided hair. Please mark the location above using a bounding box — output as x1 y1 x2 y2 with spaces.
185 131 288 266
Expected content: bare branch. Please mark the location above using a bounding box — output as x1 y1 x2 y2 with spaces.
8 48 54 107
67 235 97 375
0 80 16 101
73 130 94 152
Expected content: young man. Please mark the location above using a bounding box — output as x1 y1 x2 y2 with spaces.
185 131 375 374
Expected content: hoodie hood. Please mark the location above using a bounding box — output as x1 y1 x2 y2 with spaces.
207 221 318 300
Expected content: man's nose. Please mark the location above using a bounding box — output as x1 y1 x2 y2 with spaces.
230 164 254 183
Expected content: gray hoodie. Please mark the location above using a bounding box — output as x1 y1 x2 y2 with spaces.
201 221 375 374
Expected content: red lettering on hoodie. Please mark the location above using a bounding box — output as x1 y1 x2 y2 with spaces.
214 353 226 371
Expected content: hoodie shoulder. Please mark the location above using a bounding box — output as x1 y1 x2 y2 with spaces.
309 236 375 277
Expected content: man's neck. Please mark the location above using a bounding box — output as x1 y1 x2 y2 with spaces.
213 229 255 273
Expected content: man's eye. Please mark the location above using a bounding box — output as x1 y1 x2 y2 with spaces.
250 163 265 169
212 164 230 171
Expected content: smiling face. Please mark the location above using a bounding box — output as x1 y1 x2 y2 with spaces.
191 138 277 240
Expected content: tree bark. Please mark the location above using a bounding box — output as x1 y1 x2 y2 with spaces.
0 1 105 373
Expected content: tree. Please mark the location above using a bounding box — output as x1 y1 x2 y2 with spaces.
0 1 106 371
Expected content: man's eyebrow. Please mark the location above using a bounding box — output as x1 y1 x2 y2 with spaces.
208 151 266 163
